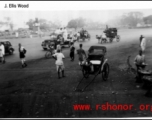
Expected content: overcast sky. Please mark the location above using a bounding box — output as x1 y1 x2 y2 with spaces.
0 1 152 29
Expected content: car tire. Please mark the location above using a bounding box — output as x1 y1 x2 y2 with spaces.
43 48 47 50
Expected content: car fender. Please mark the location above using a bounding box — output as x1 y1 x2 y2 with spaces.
101 59 108 71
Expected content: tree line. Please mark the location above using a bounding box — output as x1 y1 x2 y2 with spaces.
1 11 152 32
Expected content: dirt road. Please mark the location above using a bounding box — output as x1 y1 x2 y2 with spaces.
0 28 152 118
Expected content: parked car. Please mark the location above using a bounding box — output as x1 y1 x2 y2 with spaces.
0 40 15 55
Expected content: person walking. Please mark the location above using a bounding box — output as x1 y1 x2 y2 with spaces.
140 35 146 52
77 44 87 66
0 42 5 64
18 43 27 68
52 49 65 79
70 43 75 61
139 35 143 45
134 50 146 83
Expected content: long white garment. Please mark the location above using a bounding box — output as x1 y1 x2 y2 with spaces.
63 29 68 41
20 46 25 52
102 32 106 39
0 44 5 55
140 38 146 51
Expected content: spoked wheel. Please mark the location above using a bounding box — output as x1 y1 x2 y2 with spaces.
102 63 110 81
116 35 120 42
45 51 52 59
88 34 91 41
110 38 113 43
9 49 14 55
82 67 90 78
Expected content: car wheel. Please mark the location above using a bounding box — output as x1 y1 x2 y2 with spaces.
43 48 47 50
102 63 109 81
82 66 90 78
9 49 14 55
45 51 52 59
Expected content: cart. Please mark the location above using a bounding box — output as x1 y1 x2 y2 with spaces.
75 46 110 92
77 30 90 42
103 28 120 43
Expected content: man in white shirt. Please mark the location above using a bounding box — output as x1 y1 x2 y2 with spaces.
52 49 65 79
0 42 5 64
102 32 107 42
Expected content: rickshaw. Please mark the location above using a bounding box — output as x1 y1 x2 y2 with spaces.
77 30 91 42
96 28 120 43
75 46 110 92
104 28 120 43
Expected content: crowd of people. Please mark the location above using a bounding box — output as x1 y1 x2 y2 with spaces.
52 43 86 79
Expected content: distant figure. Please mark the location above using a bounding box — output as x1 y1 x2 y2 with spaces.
18 43 27 68
102 32 107 42
140 35 146 52
55 28 60 34
77 44 87 66
56 43 62 52
70 43 75 61
52 49 65 79
63 27 68 41
139 35 144 45
15 32 19 38
0 42 5 64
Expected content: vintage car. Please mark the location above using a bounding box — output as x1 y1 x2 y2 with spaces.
0 40 15 55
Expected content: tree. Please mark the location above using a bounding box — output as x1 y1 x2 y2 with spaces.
120 12 143 27
0 21 5 28
26 18 61 31
26 19 34 30
143 15 152 25
67 18 86 30
4 17 14 34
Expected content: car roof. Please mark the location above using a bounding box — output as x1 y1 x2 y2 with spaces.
89 46 107 53
0 40 10 42
44 39 55 42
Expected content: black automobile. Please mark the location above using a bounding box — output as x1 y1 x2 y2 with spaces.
0 40 15 55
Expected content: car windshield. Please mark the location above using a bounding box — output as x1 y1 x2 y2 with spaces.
89 48 104 54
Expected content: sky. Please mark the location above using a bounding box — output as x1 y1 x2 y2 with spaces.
0 1 152 29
